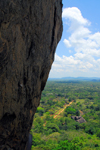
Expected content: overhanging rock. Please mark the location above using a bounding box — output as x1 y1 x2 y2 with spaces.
0 0 63 149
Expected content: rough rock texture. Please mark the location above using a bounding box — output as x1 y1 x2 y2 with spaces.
0 0 62 149
71 116 86 123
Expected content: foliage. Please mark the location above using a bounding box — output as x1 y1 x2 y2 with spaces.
31 80 100 150
52 140 81 150
37 107 44 116
65 106 78 116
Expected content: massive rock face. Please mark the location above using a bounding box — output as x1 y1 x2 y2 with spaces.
0 0 62 149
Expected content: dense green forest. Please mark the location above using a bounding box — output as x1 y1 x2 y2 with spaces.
31 80 100 150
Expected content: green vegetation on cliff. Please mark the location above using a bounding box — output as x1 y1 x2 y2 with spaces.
31 80 100 150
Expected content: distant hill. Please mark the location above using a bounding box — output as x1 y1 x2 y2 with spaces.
48 77 100 81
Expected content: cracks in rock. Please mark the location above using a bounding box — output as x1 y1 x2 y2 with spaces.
0 113 16 125
17 81 22 102
24 99 32 110
27 40 35 60
50 6 56 52
40 69 46 91
23 67 27 86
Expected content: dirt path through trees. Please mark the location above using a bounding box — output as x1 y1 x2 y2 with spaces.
79 110 84 116
53 100 74 119
43 100 74 126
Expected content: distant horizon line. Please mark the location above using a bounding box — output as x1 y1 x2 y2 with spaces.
49 77 100 79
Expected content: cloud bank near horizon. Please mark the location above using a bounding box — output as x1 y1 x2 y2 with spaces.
49 7 100 78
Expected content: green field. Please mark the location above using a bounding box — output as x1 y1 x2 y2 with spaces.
31 80 100 150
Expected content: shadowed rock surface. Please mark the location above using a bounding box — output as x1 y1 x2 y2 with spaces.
71 116 86 123
0 0 62 149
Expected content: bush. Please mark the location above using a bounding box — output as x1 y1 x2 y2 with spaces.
85 126 96 135
37 107 44 116
32 133 42 146
95 105 100 111
44 122 60 135
96 129 100 138
65 107 76 115
52 140 81 150
33 117 43 133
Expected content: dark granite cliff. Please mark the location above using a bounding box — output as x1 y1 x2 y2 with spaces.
0 0 62 149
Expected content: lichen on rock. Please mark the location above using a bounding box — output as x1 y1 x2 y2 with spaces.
0 0 62 149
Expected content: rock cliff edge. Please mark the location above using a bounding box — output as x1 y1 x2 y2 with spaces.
0 0 62 149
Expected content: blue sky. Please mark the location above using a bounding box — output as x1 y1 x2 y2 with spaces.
49 0 100 78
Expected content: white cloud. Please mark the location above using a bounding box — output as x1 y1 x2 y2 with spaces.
52 53 91 71
49 53 100 78
49 7 100 78
89 32 100 46
62 7 90 31
63 39 71 47
62 7 100 57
